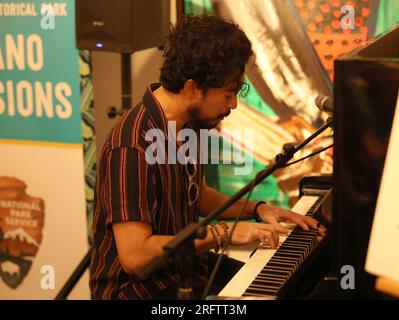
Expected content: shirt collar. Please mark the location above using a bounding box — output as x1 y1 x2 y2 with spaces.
142 83 197 134
142 83 169 134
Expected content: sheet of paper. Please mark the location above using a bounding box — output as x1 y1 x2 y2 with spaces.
365 91 399 281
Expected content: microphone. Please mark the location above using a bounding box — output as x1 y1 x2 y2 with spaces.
315 95 333 113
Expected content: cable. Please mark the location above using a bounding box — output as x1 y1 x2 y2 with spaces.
280 144 333 168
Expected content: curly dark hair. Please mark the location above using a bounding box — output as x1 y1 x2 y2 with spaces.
160 14 253 93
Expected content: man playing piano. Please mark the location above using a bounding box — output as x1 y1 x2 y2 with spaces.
89 14 324 300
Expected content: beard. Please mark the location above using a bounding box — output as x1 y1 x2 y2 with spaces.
188 105 231 129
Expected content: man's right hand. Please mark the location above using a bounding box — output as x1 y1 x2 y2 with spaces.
225 222 288 249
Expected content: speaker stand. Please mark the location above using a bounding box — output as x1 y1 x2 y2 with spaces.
121 53 132 110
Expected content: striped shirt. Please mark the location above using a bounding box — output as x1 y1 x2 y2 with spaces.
89 83 205 299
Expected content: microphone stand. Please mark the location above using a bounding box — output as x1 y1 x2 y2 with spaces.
134 117 333 299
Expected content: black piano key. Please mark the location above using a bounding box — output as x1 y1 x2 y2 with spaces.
280 240 310 249
278 243 305 250
249 279 284 290
244 288 277 296
268 257 298 268
260 267 291 279
289 234 316 242
248 284 282 294
279 243 308 254
265 264 296 275
250 283 283 292
271 254 300 262
248 282 282 291
288 233 314 240
288 237 316 248
268 255 298 265
266 261 295 270
269 257 299 269
267 258 298 268
281 237 310 245
256 274 287 282
294 229 318 235
275 250 304 263
271 259 300 270
294 229 318 237
286 240 314 251
290 232 315 239
283 238 311 248
259 268 290 278
255 273 290 284
274 248 304 257
276 246 305 255
264 265 294 278
282 241 311 256
264 267 293 277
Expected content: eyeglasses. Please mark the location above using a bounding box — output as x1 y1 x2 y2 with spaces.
238 82 250 98
184 157 199 207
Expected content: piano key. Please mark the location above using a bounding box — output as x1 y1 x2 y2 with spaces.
251 280 285 290
281 239 312 248
281 242 311 256
259 268 290 278
278 244 308 254
248 282 282 291
276 247 305 256
266 261 295 270
269 257 299 269
250 275 283 284
270 254 300 262
283 239 312 248
255 274 287 282
266 263 296 273
268 258 298 268
263 266 294 278
274 251 305 263
288 232 315 239
289 233 316 242
243 288 277 296
269 256 298 265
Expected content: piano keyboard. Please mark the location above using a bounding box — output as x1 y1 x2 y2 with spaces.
218 194 325 298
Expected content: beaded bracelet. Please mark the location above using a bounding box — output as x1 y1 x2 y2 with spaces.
212 224 223 252
208 225 219 253
217 221 231 247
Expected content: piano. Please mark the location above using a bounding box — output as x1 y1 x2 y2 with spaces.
219 175 333 299
218 25 399 299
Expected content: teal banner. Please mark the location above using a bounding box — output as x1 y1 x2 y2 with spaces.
0 0 81 144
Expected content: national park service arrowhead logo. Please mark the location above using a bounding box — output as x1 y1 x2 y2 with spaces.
0 177 45 289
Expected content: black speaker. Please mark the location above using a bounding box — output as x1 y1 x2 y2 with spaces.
75 0 170 53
